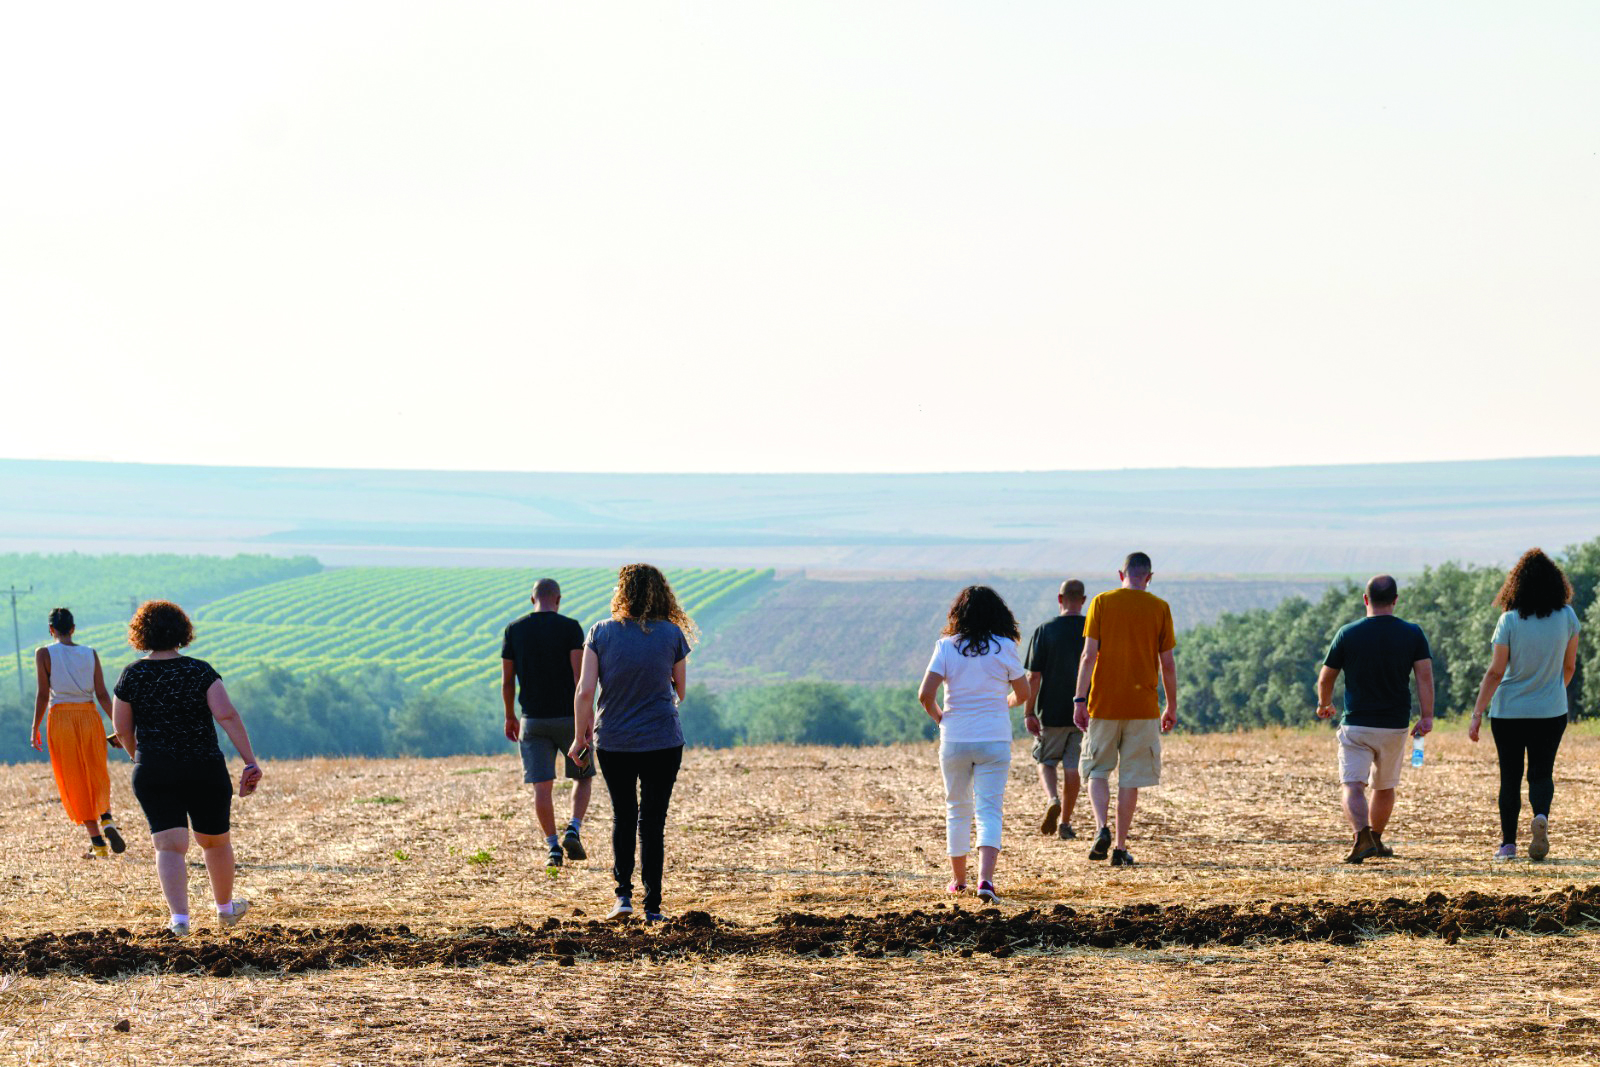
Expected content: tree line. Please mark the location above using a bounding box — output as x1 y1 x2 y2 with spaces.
1179 538 1600 730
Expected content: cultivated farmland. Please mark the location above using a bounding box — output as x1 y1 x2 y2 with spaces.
76 566 774 698
4 729 1600 1064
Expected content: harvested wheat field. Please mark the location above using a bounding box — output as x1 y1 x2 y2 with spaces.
5 728 1600 1065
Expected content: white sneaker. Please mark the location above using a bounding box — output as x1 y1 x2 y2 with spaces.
218 899 250 929
607 898 633 921
166 918 191 936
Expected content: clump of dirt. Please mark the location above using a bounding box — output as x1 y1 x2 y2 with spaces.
6 885 1598 980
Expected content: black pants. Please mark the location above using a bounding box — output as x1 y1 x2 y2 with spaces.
597 746 683 913
1490 715 1567 845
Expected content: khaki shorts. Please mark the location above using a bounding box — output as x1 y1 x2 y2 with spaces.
1031 725 1084 768
1078 717 1162 788
1338 724 1407 791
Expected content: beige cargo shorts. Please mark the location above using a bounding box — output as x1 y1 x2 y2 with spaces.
1078 717 1162 789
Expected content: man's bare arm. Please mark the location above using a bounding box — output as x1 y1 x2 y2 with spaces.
1159 648 1178 731
1412 659 1435 736
501 660 519 742
1072 639 1099 731
1315 666 1340 719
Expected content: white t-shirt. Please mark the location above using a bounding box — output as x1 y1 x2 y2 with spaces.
926 635 1025 744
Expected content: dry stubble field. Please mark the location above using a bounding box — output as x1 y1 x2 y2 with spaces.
5 729 1600 1066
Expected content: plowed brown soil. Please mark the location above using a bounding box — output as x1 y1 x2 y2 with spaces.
8 885 1600 980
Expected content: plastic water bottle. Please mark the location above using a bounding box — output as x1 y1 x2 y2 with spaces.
1411 735 1425 768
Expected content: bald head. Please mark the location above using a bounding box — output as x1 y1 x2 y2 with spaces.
1365 574 1398 609
531 578 561 608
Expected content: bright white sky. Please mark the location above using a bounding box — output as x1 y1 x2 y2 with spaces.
2 3 1597 474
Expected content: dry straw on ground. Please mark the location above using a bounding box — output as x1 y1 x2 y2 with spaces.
4 728 1600 1064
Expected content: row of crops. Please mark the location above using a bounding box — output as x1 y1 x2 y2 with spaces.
74 566 774 699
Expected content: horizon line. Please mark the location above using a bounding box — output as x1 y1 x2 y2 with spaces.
2 452 1597 480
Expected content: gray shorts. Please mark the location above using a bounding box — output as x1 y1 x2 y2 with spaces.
1031 725 1084 768
519 717 595 784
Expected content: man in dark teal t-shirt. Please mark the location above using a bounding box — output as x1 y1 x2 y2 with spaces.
1315 575 1434 864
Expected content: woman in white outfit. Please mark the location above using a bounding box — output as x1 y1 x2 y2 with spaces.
918 586 1031 902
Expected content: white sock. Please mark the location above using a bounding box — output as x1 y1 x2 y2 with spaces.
171 913 189 925
217 901 235 916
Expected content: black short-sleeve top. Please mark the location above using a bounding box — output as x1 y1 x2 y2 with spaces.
113 656 224 766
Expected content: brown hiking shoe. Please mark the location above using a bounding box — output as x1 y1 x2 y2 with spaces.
1040 801 1061 836
1373 832 1393 858
1344 828 1379 865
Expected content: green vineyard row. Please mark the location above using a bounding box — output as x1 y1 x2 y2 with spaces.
74 566 774 699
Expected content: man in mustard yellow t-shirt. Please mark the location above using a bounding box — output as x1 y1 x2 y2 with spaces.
1071 552 1177 867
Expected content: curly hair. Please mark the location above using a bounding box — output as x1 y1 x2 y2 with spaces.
1495 548 1572 619
128 600 195 651
941 585 1020 656
610 563 699 645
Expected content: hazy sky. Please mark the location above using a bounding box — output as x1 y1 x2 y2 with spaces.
3 4 1596 474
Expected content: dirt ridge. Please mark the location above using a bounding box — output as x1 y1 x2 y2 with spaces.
7 885 1600 980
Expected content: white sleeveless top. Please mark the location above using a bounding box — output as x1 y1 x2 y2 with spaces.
45 642 97 705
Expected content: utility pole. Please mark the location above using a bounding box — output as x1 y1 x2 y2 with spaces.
6 585 31 707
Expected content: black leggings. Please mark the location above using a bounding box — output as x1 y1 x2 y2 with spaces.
597 746 683 913
1490 715 1566 845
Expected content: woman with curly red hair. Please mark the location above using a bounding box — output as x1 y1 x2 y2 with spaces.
1468 549 1581 861
570 565 696 922
111 600 263 934
918 585 1031 902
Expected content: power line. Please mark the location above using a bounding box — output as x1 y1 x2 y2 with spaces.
5 585 32 706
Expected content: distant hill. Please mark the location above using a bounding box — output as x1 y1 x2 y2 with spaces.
2 552 1326 700
695 574 1335 689
2 456 1595 573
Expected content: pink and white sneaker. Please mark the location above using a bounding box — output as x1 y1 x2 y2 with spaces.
975 880 1000 903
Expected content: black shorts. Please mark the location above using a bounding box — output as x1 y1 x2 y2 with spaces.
131 758 233 836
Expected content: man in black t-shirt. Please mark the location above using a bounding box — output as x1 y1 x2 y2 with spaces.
1315 575 1435 865
501 578 591 868
1024 579 1089 840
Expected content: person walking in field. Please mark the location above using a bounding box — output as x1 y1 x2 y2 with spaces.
570 564 694 922
1466 549 1580 862
1315 575 1433 864
30 608 127 859
918 585 1032 902
111 601 262 935
1024 579 1089 840
1071 553 1176 867
502 577 591 868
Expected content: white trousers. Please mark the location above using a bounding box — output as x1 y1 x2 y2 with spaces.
939 740 1012 856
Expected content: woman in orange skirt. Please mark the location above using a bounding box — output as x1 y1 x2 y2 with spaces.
30 607 126 858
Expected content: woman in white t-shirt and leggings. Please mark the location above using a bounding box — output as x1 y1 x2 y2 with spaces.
918 586 1032 902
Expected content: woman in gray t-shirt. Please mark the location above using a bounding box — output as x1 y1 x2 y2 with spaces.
570 564 696 922
1468 549 1582 861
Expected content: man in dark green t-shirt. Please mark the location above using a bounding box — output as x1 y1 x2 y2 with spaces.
1315 575 1434 865
501 578 591 868
1024 579 1088 840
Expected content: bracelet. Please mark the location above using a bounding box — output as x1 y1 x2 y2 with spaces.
243 763 259 771
1073 697 1088 704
